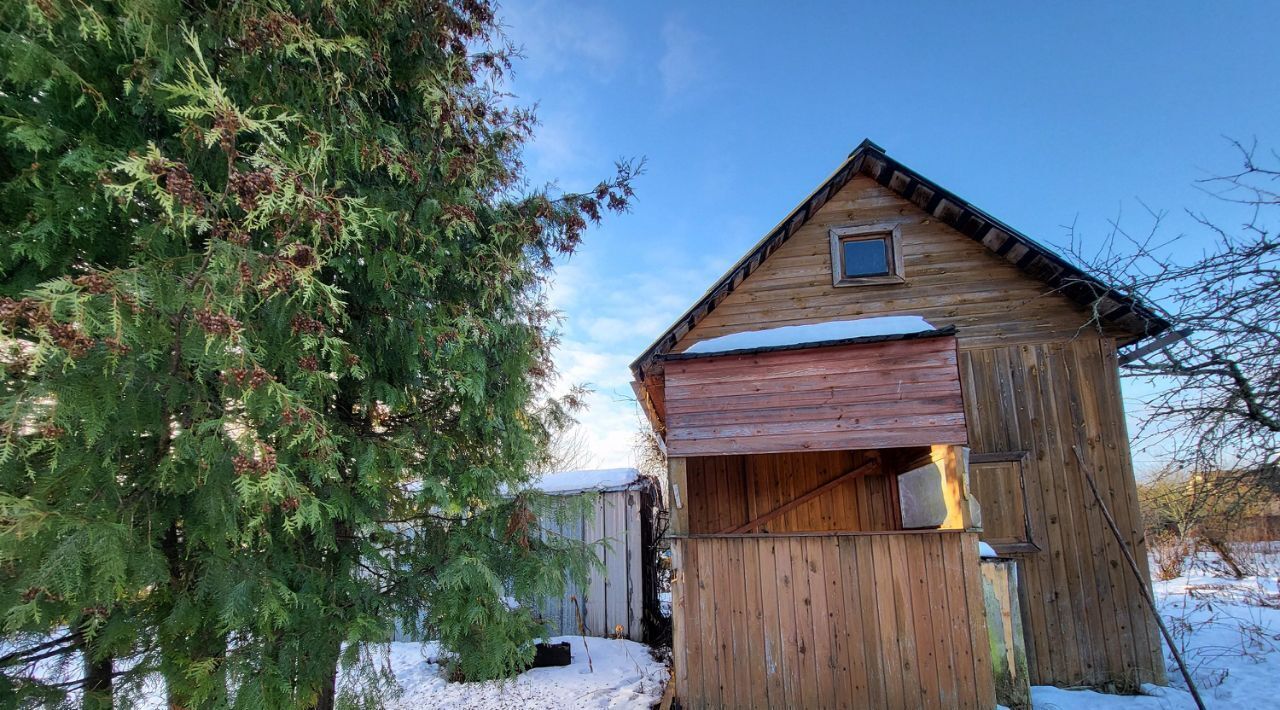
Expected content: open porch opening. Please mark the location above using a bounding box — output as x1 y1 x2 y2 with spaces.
669 444 995 709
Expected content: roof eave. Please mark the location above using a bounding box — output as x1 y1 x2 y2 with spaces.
630 140 1171 381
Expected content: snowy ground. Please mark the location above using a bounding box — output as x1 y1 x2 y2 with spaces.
380 636 666 709
7 549 1278 709
1029 547 1280 709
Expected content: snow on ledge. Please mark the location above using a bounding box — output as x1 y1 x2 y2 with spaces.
978 541 999 559
682 316 937 355
529 467 641 495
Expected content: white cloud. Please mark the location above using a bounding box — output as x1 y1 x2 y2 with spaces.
658 14 711 101
544 244 732 466
503 1 627 82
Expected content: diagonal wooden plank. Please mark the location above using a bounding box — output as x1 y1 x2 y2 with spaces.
725 461 879 533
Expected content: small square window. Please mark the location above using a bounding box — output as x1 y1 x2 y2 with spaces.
841 238 890 278
830 224 904 286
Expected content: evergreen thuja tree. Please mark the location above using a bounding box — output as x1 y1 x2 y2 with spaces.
0 1 635 706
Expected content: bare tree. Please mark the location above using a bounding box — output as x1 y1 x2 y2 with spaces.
1067 139 1280 525
539 424 598 474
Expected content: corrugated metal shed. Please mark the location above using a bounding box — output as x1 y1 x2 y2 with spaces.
531 468 661 642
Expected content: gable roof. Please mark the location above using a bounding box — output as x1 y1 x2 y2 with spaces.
630 139 1171 380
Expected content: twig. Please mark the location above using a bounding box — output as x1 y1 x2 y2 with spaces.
570 594 593 673
1072 445 1207 710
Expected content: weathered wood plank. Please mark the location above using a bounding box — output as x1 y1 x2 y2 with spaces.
668 427 969 457
662 335 967 456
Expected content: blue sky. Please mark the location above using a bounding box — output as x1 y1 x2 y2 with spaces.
500 2 1280 469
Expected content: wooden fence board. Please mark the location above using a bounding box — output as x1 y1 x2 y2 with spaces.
670 532 993 708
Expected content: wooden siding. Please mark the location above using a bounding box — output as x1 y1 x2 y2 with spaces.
663 335 967 456
536 488 645 641
959 337 1164 687
670 532 995 709
684 451 905 534
672 175 1130 354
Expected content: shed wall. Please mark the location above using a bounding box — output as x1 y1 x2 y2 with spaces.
536 488 646 641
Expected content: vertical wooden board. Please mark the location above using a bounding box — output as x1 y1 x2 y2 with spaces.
940 535 980 710
611 492 631 637
1096 339 1165 680
1060 342 1129 681
1085 338 1160 680
789 538 821 709
904 535 942 708
741 539 770 710
559 512 580 636
626 491 644 640
818 454 838 530
725 539 750 709
833 452 854 530
707 457 724 533
670 457 690 535
586 496 607 636
999 345 1051 681
854 471 873 530
888 467 904 530
685 541 710 707
888 534 924 708
671 541 690 705
757 538 786 707
961 533 998 706
1045 344 1105 681
803 538 834 709
871 536 907 707
773 535 801 705
850 537 887 708
600 494 617 637
925 535 960 708
821 537 853 709
1017 343 1077 682
705 539 728 707
1032 344 1089 681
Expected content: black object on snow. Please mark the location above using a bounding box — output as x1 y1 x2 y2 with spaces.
529 642 572 668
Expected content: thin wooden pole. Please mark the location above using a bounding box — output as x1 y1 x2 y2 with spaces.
1071 446 1205 710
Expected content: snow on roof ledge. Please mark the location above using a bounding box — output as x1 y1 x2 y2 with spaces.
530 467 642 495
681 316 938 356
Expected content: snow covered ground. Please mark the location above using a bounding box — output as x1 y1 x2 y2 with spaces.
379 636 666 709
1029 549 1280 709
6 549 1277 709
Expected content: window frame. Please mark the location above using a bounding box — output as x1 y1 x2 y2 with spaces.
828 223 906 287
970 450 1040 555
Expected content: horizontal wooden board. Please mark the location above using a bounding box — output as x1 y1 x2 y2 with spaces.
664 335 967 457
665 376 962 416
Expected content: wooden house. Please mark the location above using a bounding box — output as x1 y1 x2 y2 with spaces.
631 140 1171 708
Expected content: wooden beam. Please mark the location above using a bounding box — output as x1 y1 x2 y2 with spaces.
668 458 689 536
1117 329 1187 366
725 461 879 534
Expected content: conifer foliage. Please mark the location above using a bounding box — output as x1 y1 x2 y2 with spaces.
0 1 636 706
